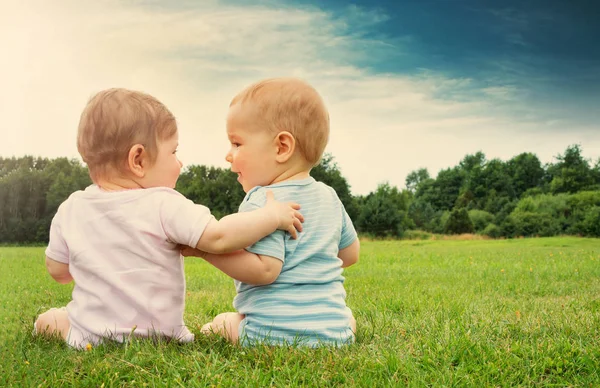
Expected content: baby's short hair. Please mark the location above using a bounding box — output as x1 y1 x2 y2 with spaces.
230 78 329 166
77 88 177 181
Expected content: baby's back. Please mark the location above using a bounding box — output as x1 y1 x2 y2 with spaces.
233 177 357 346
48 185 211 346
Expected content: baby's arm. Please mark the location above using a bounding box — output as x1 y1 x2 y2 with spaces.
45 256 73 284
338 239 360 268
182 247 283 285
196 191 303 254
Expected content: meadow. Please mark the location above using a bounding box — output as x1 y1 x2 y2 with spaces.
1 237 599 387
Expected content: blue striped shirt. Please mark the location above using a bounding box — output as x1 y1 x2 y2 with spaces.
233 177 357 346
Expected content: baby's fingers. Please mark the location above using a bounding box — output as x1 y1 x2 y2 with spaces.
287 224 298 239
288 201 301 210
293 217 303 235
294 209 305 223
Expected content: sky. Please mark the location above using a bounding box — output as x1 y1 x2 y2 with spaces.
1 0 599 195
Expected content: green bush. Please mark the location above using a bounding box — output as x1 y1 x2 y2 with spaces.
468 209 494 232
430 211 450 234
508 191 600 237
521 187 545 197
563 192 600 236
566 190 600 209
510 194 570 235
580 206 600 237
514 193 570 217
492 199 518 226
500 216 517 238
444 208 474 234
509 212 562 237
482 223 502 238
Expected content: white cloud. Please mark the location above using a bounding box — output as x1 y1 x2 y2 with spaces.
1 0 598 195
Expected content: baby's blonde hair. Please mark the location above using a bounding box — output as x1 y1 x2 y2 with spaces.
77 88 177 181
230 77 329 166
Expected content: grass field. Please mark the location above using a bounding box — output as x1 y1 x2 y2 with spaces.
1 237 599 387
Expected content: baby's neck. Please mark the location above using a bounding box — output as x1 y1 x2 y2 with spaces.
270 168 311 186
95 176 143 192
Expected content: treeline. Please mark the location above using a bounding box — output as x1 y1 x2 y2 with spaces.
360 144 600 238
1 145 599 244
0 154 357 244
0 157 92 243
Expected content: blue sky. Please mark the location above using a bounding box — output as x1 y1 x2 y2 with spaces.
1 0 599 194
291 0 600 126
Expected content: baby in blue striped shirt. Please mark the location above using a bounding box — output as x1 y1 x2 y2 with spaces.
184 77 360 346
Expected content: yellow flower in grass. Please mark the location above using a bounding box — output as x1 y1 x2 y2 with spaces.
85 343 93 351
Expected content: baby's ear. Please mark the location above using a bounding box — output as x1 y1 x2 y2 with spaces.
127 144 147 178
275 131 295 163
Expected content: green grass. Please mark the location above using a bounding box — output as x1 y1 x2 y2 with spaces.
1 237 599 387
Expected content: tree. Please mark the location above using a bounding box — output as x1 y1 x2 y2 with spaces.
444 208 474 235
0 157 91 243
357 183 412 237
593 159 600 185
405 168 430 193
459 151 486 189
0 167 49 242
506 152 545 197
455 152 487 209
547 144 595 194
176 165 244 220
460 151 486 172
481 159 515 199
0 156 49 178
44 158 92 214
458 157 514 210
417 167 465 211
408 198 437 230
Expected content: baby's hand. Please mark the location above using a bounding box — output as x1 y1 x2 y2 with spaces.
263 190 304 239
180 245 206 258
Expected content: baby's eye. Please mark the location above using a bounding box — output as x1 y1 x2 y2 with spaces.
232 142 241 147
173 149 178 154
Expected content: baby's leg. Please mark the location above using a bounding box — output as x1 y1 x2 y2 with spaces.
201 312 245 344
34 307 70 340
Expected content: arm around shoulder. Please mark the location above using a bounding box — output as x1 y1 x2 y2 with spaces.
45 256 73 284
188 248 283 285
195 190 303 254
338 239 360 268
195 212 277 254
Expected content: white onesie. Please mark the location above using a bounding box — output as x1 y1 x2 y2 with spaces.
45 185 213 348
